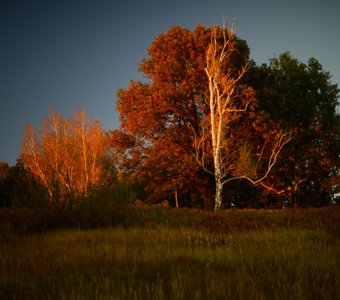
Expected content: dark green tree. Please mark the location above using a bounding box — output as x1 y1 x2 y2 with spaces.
0 160 49 208
0 162 11 207
251 52 340 207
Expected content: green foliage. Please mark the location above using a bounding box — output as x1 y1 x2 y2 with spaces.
0 162 50 209
255 51 339 130
250 51 340 207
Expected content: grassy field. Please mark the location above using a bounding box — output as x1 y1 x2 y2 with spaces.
0 207 339 299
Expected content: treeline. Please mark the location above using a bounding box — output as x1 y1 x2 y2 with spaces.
1 24 339 211
111 25 339 209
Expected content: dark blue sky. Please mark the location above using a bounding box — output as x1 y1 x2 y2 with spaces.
1 0 339 165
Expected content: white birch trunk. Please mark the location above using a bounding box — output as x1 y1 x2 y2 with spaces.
214 174 223 210
194 24 292 210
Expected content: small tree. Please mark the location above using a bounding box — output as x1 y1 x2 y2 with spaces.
196 25 292 210
20 109 111 202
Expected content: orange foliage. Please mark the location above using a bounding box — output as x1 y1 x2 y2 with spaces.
111 25 254 208
20 109 110 201
112 25 292 208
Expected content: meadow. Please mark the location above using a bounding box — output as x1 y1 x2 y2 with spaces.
0 206 339 299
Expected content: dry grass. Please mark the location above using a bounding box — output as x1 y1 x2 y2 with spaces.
1 207 339 299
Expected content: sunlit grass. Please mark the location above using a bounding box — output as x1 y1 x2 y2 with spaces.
1 225 339 299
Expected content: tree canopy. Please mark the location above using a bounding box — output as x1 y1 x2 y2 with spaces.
112 25 254 208
4 24 337 210
251 52 340 206
112 24 336 209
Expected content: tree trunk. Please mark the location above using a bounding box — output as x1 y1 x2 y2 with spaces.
174 190 179 208
214 175 223 210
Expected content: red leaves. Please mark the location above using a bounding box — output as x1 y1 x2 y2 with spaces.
113 24 263 204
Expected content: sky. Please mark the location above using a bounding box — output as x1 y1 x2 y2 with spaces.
1 0 339 166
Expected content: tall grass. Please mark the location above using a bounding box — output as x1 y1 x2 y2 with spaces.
1 225 339 299
1 204 339 235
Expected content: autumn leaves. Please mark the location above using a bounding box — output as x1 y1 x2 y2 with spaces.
19 23 339 209
21 109 111 201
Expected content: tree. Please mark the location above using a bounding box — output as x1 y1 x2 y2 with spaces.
112 25 246 208
20 109 111 202
195 26 292 209
0 162 11 207
112 24 291 209
0 161 48 208
251 52 340 206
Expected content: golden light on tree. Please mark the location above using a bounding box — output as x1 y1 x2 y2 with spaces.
111 23 339 209
195 24 292 210
20 109 111 202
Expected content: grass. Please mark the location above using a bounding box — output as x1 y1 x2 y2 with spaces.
1 207 339 300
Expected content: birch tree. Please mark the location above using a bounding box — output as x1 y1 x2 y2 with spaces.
113 24 292 208
196 25 292 210
21 109 110 202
